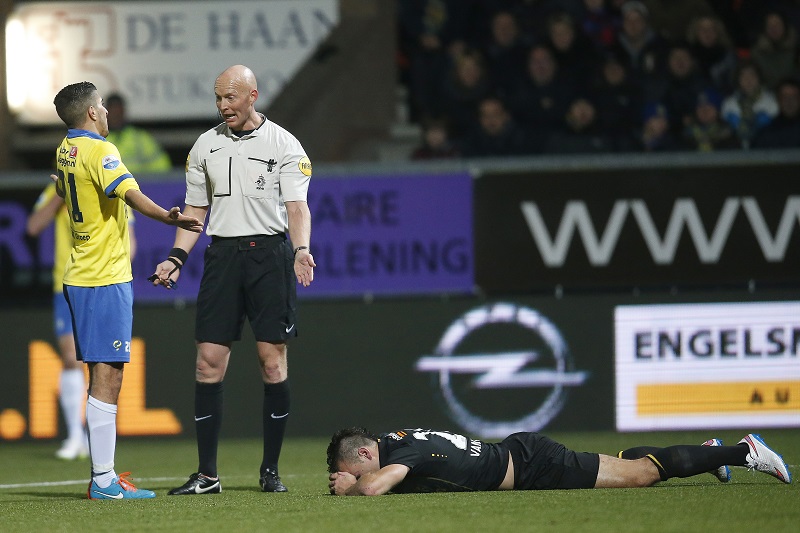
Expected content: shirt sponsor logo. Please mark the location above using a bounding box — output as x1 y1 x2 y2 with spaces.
414 303 589 438
102 155 120 170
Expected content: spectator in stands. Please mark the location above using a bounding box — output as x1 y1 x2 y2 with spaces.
682 89 739 151
592 54 643 151
686 15 738 93
545 11 600 87
750 10 800 90
105 93 172 173
580 0 622 51
411 117 461 159
640 0 716 41
460 97 532 157
397 0 470 121
545 97 614 153
640 103 682 151
511 0 585 41
721 61 779 148
644 43 712 136
506 45 576 142
753 78 800 148
439 49 494 137
609 1 668 85
482 10 529 97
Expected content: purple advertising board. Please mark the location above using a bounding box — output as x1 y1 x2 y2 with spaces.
302 172 473 297
134 172 474 300
3 172 474 303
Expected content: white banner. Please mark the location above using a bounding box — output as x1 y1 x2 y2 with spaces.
6 0 338 124
615 302 800 431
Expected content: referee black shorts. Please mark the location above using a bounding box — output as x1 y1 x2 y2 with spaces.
502 432 600 490
195 234 297 344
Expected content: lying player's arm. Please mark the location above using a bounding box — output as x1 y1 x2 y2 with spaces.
329 464 410 496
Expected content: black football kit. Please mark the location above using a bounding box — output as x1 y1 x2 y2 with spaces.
377 429 600 493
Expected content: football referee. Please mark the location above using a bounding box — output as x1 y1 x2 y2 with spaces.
151 64 315 495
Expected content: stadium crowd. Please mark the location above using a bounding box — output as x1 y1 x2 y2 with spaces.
399 0 800 158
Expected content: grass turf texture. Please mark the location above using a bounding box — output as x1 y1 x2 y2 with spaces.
1 429 797 532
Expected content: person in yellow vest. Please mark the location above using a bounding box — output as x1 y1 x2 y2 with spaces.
105 93 172 173
27 184 137 460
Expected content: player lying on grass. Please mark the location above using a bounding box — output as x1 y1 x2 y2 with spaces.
327 428 791 495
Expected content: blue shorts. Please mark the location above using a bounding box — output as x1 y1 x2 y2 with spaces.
54 292 73 337
63 282 133 363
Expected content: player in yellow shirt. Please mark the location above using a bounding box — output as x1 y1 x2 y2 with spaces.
51 81 202 500
27 184 137 460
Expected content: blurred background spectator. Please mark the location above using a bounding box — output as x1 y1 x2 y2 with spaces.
460 96 531 157
721 61 779 148
411 117 461 159
105 93 172 173
641 0 716 41
640 103 681 151
506 45 576 144
545 97 614 153
686 15 738 93
750 9 800 90
644 42 713 136
682 88 739 151
753 77 800 148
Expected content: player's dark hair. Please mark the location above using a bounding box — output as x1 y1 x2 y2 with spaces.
53 81 97 128
326 427 378 473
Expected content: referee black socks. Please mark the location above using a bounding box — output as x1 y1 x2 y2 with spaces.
260 380 290 475
195 381 224 478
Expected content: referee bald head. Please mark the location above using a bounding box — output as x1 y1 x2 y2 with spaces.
214 64 261 132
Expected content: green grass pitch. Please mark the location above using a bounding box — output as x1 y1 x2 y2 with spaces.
1 429 798 532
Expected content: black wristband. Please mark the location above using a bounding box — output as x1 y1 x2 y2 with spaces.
169 247 188 265
293 245 309 255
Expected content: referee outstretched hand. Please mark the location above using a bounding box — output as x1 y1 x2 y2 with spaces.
294 248 315 287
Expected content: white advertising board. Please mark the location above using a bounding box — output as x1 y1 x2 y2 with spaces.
5 0 338 124
615 302 800 431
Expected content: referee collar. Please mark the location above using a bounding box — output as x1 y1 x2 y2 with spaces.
227 113 267 139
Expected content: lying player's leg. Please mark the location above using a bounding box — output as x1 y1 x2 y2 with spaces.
594 455 661 488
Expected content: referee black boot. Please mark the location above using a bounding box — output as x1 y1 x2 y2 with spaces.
168 472 222 495
259 468 288 492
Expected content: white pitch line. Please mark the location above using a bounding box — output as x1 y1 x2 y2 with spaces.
0 474 305 490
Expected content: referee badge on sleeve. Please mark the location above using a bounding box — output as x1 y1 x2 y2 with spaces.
298 156 312 176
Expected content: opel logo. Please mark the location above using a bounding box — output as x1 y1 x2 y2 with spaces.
415 303 589 438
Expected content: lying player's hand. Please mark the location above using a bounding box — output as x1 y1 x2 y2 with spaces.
328 471 357 495
167 207 204 233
